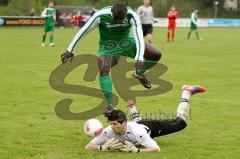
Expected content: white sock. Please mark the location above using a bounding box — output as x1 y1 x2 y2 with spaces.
176 101 189 122
128 103 141 122
181 90 191 101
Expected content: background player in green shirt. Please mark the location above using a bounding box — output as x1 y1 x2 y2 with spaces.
60 3 162 109
41 1 56 47
187 10 202 40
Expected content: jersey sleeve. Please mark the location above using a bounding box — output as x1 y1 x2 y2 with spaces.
41 9 47 18
136 6 142 16
53 10 56 21
90 126 114 145
129 9 145 62
66 11 101 53
151 7 155 22
137 133 160 149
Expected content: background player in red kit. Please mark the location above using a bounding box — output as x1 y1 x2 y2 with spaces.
167 6 179 42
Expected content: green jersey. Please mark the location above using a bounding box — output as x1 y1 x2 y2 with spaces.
191 12 198 27
67 6 145 61
41 7 56 26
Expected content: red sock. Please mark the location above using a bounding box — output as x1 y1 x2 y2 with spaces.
172 31 175 41
167 31 170 41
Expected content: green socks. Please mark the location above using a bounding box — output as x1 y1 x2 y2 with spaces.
187 32 200 40
42 34 46 43
43 34 54 44
137 59 158 76
99 75 114 106
187 32 191 39
195 32 200 40
50 35 54 43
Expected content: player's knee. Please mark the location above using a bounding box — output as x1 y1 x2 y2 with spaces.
155 50 162 61
177 118 187 131
99 64 110 75
158 51 162 60
144 43 162 61
145 50 162 61
152 47 162 61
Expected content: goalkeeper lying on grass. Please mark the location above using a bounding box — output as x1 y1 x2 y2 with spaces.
85 85 205 152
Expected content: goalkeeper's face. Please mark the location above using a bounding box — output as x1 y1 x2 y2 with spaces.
110 120 127 135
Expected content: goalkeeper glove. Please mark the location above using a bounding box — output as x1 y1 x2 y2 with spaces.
98 139 124 151
120 141 140 153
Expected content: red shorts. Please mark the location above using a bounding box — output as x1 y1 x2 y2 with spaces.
168 21 176 29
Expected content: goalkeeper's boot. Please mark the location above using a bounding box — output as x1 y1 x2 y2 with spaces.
182 85 206 95
132 70 151 89
41 43 45 47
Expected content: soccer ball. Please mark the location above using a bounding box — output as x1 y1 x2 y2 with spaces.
84 119 104 137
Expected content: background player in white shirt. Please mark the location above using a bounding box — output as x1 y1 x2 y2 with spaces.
85 85 206 152
137 0 155 43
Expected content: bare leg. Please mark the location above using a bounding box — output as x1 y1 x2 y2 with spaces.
49 31 54 46
42 32 47 46
167 29 171 41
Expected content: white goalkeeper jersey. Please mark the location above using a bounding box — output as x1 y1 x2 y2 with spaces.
90 121 160 149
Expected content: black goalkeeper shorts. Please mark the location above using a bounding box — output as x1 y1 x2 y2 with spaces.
137 117 187 138
142 24 153 37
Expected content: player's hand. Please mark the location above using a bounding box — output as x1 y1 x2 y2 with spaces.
135 60 144 75
98 138 124 151
107 139 124 151
120 141 140 153
61 51 74 64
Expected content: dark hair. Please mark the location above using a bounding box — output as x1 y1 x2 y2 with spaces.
104 109 127 123
112 3 127 21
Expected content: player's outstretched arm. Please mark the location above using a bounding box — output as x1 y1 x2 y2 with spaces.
60 14 99 64
120 141 160 153
41 9 47 18
85 143 99 150
85 138 123 151
66 10 102 54
129 9 145 62
140 147 161 152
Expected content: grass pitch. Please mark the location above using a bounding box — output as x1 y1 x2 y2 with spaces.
0 27 240 159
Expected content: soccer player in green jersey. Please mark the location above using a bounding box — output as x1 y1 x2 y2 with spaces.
60 3 162 109
41 1 56 47
187 10 201 40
